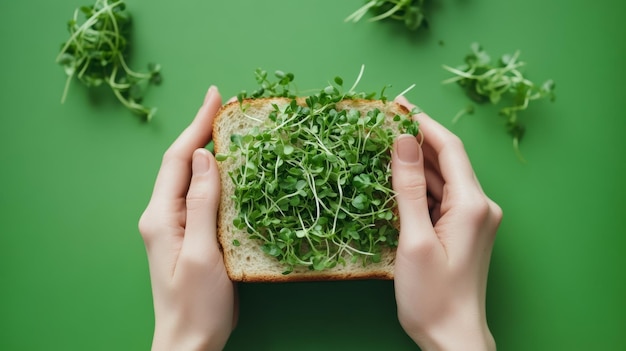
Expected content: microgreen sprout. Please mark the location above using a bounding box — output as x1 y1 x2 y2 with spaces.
443 43 556 160
218 68 420 274
345 0 428 31
56 0 162 121
452 104 475 125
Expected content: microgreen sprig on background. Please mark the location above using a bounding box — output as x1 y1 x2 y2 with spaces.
345 0 428 31
238 65 381 104
218 68 420 274
443 43 555 159
56 0 162 121
237 69 296 101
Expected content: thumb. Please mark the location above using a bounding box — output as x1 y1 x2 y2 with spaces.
392 135 438 251
182 148 221 257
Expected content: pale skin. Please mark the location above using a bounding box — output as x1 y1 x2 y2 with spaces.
392 96 501 351
138 87 502 350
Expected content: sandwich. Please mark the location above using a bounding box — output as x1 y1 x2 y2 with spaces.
213 68 419 282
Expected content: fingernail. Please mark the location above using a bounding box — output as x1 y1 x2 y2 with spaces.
203 85 218 104
396 135 420 164
192 149 211 174
394 95 409 105
226 96 238 104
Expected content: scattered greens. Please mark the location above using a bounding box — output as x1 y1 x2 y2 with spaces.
345 0 428 31
217 67 420 274
443 43 555 159
56 0 162 121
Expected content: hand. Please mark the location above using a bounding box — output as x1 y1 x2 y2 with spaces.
138 86 236 351
392 96 502 351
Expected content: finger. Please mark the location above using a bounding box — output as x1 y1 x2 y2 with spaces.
391 134 441 254
151 86 223 205
424 162 444 203
395 96 478 192
138 87 223 280
396 98 493 264
180 148 221 260
394 96 443 201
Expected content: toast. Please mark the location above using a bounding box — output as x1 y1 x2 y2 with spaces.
213 97 415 282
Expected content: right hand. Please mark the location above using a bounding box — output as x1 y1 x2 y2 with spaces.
391 96 502 351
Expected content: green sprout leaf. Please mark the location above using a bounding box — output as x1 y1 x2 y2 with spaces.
345 0 429 32
56 0 162 121
443 43 556 160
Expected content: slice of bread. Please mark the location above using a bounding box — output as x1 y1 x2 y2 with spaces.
213 97 411 282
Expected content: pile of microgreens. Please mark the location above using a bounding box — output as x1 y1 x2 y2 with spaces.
56 0 162 121
216 66 419 274
345 0 428 31
443 43 555 160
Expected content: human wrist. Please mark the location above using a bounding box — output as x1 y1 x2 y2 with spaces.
412 324 495 351
151 325 225 351
403 310 495 351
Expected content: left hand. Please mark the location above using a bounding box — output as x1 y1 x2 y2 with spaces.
138 86 236 351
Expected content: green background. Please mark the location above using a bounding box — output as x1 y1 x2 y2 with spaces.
1 0 625 350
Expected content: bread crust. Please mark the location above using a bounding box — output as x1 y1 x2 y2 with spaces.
213 98 410 282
